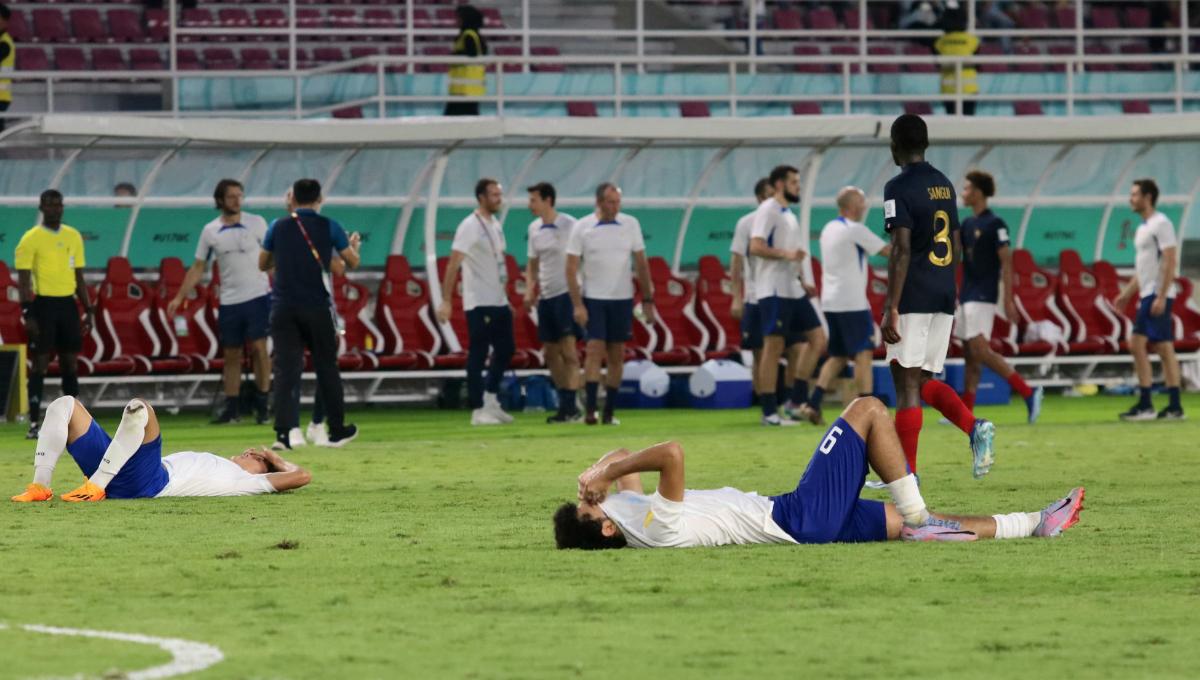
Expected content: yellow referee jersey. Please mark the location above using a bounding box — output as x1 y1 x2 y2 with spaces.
14 224 86 296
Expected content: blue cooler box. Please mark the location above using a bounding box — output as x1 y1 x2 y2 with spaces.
616 360 670 408
689 359 753 408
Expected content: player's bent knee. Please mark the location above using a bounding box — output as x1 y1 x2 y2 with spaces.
846 395 886 419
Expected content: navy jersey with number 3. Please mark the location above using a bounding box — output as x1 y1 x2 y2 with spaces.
883 161 960 315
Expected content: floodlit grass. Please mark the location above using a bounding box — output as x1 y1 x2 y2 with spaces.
2 394 1199 679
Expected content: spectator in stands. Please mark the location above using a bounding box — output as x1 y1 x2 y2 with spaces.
16 190 93 441
978 2 1016 53
0 4 13 133
259 179 361 449
935 3 979 116
566 183 656 426
437 178 515 426
900 1 943 47
524 182 582 424
445 5 487 116
1115 178 1184 421
168 179 273 427
113 183 137 198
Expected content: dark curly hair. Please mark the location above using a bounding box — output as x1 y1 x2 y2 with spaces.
553 502 627 550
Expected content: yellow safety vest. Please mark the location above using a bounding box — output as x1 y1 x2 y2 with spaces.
448 30 486 97
935 32 980 96
0 32 15 104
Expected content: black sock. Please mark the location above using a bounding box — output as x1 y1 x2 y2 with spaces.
224 396 239 416
791 380 808 405
761 393 777 418
585 382 599 413
1138 387 1153 409
256 390 269 410
61 371 79 397
1168 387 1181 410
604 386 618 417
557 388 576 415
28 372 44 423
275 430 291 449
809 386 825 410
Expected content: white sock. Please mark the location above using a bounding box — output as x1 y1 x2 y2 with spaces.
992 512 1042 539
484 391 503 409
886 474 930 528
32 396 75 487
89 400 150 490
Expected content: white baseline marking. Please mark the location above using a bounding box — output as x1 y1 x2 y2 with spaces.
1 622 224 679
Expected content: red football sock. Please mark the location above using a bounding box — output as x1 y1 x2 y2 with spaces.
894 407 923 474
1006 372 1034 400
961 391 976 413
921 379 976 435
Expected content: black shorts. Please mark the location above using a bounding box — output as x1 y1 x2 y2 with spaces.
28 295 83 355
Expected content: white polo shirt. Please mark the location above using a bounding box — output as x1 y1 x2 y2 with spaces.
450 210 508 311
565 211 646 300
156 452 277 497
526 212 577 300
195 212 272 306
750 197 805 301
819 216 887 312
1134 211 1178 299
729 210 758 304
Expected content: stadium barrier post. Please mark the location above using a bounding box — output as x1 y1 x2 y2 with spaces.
288 0 297 72
727 62 737 117
377 61 386 119
636 0 645 75
748 1 757 73
1065 64 1074 117
841 61 851 114
522 0 531 75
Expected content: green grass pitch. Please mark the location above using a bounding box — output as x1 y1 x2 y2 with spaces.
2 394 1199 679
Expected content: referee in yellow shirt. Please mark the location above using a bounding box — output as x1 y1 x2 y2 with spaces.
15 190 94 439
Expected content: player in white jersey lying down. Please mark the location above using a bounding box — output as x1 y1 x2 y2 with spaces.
553 397 1084 549
11 396 311 502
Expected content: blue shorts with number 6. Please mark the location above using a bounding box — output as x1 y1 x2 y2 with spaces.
769 417 887 544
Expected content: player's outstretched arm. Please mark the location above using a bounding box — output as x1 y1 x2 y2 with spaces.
579 441 684 504
261 448 312 492
881 227 911 344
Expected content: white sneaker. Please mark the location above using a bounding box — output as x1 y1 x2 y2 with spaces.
482 392 513 424
471 408 503 426
306 422 329 447
288 427 306 448
863 480 889 490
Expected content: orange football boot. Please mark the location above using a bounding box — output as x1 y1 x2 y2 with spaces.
11 482 53 502
60 479 106 502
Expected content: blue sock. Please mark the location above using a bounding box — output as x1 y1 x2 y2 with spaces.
761 393 778 418
585 382 599 413
1138 387 1153 409
809 386 825 410
791 380 808 405
1168 387 1181 410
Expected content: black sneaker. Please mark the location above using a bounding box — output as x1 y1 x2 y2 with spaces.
601 412 620 426
25 422 39 440
271 431 292 451
546 412 571 424
1157 406 1186 420
1119 404 1156 422
325 424 359 448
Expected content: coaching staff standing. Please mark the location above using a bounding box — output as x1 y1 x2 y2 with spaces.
259 179 360 449
16 189 93 439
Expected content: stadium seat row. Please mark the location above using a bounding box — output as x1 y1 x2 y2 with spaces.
752 3 1162 32
1 249 1195 379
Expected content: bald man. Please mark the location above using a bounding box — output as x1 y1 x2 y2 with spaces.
799 187 892 425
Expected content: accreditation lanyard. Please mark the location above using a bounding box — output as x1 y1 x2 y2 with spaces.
291 210 331 294
475 212 507 284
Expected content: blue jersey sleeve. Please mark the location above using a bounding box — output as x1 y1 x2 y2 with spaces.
883 180 911 233
262 220 278 251
329 220 350 251
995 217 1011 247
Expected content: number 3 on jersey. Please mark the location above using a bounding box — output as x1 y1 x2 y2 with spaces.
929 210 953 267
819 426 845 455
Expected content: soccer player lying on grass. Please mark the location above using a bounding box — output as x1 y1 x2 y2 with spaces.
554 397 1084 549
11 396 311 502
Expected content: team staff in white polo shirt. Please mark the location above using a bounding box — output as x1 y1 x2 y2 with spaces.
168 179 273 425
729 177 772 399
798 187 890 425
1115 178 1184 421
749 164 826 426
523 182 582 423
438 178 516 426
566 183 655 426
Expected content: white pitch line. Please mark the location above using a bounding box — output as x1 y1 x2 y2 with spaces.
7 623 224 679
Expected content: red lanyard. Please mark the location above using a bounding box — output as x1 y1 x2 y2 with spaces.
290 211 325 271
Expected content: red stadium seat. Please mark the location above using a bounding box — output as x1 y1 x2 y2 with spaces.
255 8 288 30
145 9 170 43
6 9 30 44
1123 6 1151 29
1119 43 1152 72
482 7 505 29
1122 100 1152 115
1014 101 1044 116
241 47 273 70
680 101 711 118
793 44 827 74
791 101 822 115
902 44 938 74
364 9 399 30
420 46 452 73
96 258 190 374
1056 250 1121 354
842 7 872 30
904 102 933 116
314 46 346 64
1084 44 1116 72
93 48 126 71
1054 6 1077 29
17 48 50 72
976 42 1007 73
1010 249 1069 355
807 7 839 30
0 262 28 346
331 274 376 371
693 255 741 359
54 48 88 72
772 8 804 30
1013 43 1044 73
373 255 437 369
1170 278 1200 352
433 257 470 368
32 9 72 44
1046 45 1073 73
179 8 216 43
530 46 563 72
202 47 238 70
1017 4 1051 29
868 45 899 74
109 9 149 44
646 257 706 365
830 44 859 73
1090 7 1119 30
130 48 165 71
491 46 523 73
566 101 598 117
154 257 222 373
69 9 109 44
